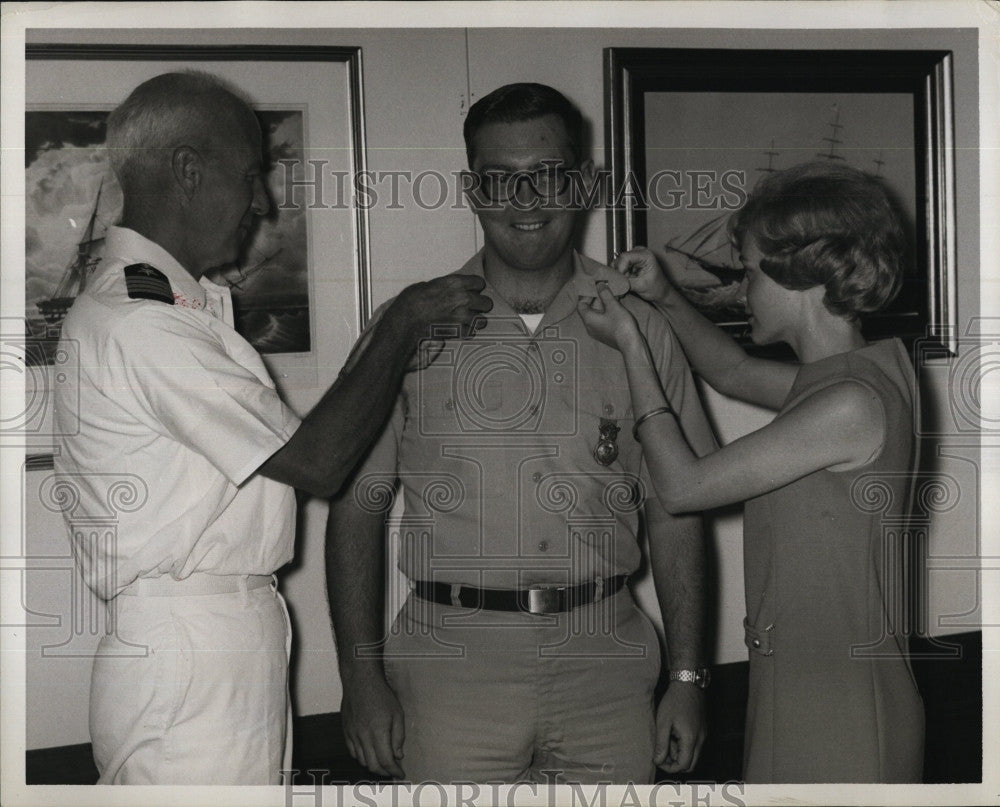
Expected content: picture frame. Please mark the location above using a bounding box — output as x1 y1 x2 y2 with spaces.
604 48 957 354
24 44 372 464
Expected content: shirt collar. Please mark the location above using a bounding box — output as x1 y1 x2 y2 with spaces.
569 251 631 298
105 226 208 308
458 249 630 329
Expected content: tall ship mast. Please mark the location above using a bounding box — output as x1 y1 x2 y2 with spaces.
817 104 845 162
36 180 105 326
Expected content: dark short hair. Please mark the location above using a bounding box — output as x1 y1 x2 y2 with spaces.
463 83 583 166
728 161 906 320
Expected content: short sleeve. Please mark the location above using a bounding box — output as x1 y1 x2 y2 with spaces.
104 307 300 485
639 303 718 459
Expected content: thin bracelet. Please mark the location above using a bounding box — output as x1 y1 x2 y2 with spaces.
632 405 674 441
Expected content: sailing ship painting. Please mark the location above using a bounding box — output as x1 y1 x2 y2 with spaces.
642 93 918 334
34 179 106 329
25 109 311 365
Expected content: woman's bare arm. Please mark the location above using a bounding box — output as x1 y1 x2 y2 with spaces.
616 247 797 410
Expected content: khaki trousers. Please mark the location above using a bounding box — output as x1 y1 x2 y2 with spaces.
384 587 660 784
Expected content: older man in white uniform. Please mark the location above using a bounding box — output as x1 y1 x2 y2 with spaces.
54 71 490 785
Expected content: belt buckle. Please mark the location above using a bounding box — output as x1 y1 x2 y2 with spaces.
527 586 563 615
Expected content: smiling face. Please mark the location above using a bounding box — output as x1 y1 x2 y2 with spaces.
467 115 592 277
189 113 270 272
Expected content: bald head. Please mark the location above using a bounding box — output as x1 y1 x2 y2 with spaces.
106 71 260 198
106 71 270 277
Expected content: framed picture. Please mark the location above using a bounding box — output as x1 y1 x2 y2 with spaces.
604 48 957 354
25 44 371 411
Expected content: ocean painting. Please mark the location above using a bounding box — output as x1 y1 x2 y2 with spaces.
24 109 311 364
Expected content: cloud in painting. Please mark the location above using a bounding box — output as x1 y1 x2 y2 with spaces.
26 108 310 354
25 113 122 305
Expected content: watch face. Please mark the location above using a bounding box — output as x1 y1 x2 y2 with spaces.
670 668 711 688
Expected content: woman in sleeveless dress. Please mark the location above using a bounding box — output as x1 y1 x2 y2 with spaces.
578 162 924 783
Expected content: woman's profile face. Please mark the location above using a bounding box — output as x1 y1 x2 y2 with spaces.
739 235 799 346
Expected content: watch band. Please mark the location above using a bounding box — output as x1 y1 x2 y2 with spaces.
668 668 711 689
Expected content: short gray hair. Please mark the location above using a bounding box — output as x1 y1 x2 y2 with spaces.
106 71 255 193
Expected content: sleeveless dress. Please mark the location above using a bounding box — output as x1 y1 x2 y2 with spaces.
741 339 925 783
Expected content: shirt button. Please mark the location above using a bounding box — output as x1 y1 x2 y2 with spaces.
531 472 542 483
603 403 615 415
752 638 761 648
537 541 549 552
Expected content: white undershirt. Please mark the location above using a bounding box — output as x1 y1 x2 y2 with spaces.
519 313 544 333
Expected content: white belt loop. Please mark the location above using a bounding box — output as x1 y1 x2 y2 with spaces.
450 583 462 607
593 575 605 602
237 574 250 605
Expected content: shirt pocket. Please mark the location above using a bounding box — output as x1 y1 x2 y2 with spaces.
409 358 504 437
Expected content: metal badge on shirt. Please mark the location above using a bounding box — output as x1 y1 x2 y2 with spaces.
593 418 620 466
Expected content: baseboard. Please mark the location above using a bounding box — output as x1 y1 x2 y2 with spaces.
25 630 982 785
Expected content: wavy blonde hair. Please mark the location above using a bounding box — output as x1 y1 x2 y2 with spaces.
728 161 907 320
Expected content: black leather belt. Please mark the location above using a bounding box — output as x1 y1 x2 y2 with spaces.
413 576 628 615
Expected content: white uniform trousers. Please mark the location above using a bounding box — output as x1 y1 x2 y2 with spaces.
89 575 292 784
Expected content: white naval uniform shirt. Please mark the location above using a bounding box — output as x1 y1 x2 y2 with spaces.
54 226 300 601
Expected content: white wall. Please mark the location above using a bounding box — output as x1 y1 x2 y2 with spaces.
23 25 982 751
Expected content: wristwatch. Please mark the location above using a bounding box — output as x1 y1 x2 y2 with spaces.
668 668 711 689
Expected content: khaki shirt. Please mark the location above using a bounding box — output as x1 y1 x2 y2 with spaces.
54 227 299 600
352 250 717 589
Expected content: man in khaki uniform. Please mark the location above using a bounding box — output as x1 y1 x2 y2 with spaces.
327 83 716 783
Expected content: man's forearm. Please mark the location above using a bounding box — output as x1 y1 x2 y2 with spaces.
646 505 707 670
326 484 391 680
258 308 415 497
259 272 491 497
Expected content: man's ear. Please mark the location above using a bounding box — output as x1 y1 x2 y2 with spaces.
172 146 202 202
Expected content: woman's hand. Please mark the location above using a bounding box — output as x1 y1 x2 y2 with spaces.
578 283 643 353
614 247 674 304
